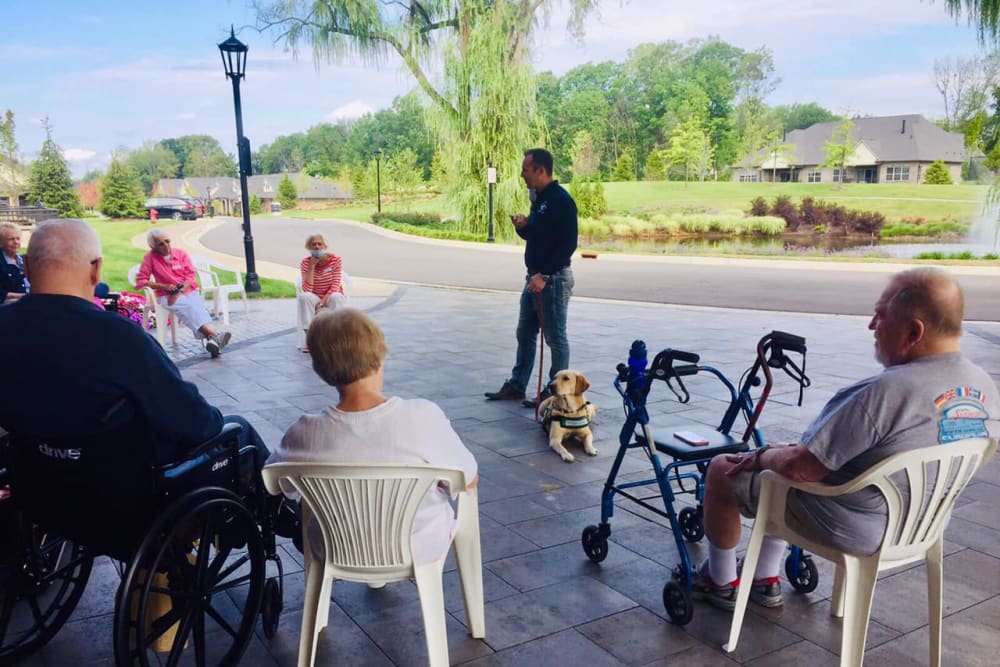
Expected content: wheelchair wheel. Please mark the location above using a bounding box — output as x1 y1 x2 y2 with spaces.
678 507 704 543
0 517 93 663
785 552 819 593
662 580 693 625
581 525 609 563
260 577 282 639
114 487 265 667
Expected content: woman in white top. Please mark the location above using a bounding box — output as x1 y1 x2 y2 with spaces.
269 308 478 565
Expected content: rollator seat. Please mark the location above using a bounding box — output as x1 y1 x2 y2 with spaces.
636 426 750 461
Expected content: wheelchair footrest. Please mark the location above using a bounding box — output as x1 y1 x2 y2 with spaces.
636 427 749 461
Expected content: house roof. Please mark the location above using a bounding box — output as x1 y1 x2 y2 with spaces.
774 115 965 167
156 173 352 200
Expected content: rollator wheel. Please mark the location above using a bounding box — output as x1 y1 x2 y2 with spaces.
261 577 282 639
581 525 609 563
0 516 93 663
785 553 819 593
662 580 694 625
114 488 265 667
678 507 704 543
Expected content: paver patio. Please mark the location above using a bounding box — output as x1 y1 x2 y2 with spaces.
25 282 1000 666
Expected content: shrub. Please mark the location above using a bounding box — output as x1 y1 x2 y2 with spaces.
277 174 298 209
249 194 263 214
769 195 801 230
649 214 680 233
569 179 609 218
984 253 999 260
372 211 441 226
915 251 945 259
923 160 953 185
749 196 768 216
578 217 611 238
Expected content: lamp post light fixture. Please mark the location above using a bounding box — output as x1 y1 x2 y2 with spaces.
487 160 497 243
374 148 384 213
218 26 261 293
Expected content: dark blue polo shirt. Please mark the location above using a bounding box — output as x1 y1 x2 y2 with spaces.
516 180 578 275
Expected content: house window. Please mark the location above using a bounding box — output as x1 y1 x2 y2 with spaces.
263 181 273 193
807 171 821 183
833 169 844 183
885 166 910 182
739 173 758 183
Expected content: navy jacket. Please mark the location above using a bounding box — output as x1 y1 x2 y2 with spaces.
1 254 28 302
516 181 578 275
0 294 222 464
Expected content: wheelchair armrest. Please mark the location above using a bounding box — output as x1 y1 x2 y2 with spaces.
185 422 242 460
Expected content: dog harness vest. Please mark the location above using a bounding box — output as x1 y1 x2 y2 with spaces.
542 402 592 429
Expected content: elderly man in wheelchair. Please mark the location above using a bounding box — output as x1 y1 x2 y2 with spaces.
0 219 295 666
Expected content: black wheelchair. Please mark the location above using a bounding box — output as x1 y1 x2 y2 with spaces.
0 422 286 666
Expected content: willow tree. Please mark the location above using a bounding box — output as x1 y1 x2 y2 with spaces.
256 0 598 240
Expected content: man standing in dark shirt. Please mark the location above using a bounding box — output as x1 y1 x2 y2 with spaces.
486 148 578 406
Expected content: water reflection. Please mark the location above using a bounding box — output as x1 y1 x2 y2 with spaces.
582 233 995 259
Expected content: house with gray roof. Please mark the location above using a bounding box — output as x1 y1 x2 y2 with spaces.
732 114 965 184
155 173 352 215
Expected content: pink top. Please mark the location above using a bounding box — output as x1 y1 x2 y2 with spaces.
300 254 343 297
136 248 199 298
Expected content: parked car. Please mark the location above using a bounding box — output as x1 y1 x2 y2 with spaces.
144 197 197 221
183 197 206 217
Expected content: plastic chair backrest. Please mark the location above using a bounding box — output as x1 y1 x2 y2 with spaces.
128 264 140 288
868 437 995 562
262 463 466 573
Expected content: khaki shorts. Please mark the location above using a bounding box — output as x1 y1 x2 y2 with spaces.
731 470 762 518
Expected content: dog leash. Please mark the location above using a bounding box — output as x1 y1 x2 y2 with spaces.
534 290 545 422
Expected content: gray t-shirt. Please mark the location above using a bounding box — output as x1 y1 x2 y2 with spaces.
794 351 999 554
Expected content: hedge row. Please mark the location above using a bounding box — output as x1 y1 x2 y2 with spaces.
750 196 886 235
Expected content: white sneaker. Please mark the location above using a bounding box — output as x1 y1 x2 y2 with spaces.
215 331 232 351
205 338 220 358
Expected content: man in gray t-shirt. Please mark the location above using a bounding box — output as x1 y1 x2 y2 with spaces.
691 268 1000 611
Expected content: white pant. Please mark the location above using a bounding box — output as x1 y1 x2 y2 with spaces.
297 292 347 334
158 293 213 339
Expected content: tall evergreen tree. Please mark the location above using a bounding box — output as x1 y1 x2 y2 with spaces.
99 157 145 218
277 174 298 209
27 121 82 217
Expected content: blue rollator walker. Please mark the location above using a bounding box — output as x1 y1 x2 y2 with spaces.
581 331 817 625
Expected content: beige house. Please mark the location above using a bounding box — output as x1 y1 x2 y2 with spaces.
155 173 352 214
732 114 965 184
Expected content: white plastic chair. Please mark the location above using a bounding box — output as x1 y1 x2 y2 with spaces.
261 462 485 667
190 255 221 320
205 260 249 325
294 271 351 349
724 437 997 667
128 264 177 347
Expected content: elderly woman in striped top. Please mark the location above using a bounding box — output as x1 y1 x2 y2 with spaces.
297 233 346 352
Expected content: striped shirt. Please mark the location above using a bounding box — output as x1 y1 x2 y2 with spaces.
300 254 343 297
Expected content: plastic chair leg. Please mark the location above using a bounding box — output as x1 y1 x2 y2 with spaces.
839 556 879 667
454 530 485 638
219 295 231 326
831 564 847 618
298 560 326 667
926 538 944 667
413 562 449 667
723 518 769 653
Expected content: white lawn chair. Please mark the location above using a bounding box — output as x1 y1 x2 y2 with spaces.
260 462 485 667
724 437 997 667
190 255 221 320
204 260 249 326
128 264 177 347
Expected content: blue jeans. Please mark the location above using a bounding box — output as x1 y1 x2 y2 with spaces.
509 268 574 392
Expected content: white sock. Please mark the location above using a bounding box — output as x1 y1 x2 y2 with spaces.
707 541 738 585
753 536 787 581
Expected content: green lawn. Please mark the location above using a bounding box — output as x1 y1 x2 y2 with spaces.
287 182 987 226
88 218 294 297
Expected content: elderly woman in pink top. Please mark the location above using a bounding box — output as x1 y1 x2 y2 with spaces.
135 227 231 357
297 233 346 352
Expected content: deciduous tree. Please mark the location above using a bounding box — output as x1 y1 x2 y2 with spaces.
821 115 860 184
256 0 599 240
666 116 713 185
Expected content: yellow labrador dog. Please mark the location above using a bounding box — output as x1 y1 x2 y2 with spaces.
539 369 598 463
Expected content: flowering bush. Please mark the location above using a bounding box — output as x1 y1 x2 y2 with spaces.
116 291 150 328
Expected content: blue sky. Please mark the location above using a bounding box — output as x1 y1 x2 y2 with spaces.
1 0 980 177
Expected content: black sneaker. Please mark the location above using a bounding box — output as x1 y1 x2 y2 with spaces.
691 562 738 611
205 338 221 358
484 382 525 401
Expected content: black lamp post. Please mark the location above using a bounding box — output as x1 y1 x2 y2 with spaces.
218 27 261 293
374 148 384 213
487 159 496 243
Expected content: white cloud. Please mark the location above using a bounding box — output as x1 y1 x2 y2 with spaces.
326 100 374 121
177 112 197 120
62 148 96 162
